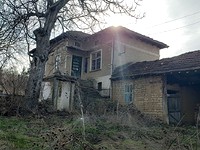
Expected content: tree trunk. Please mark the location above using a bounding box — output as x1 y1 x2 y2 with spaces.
25 30 50 112
24 0 69 112
25 59 46 112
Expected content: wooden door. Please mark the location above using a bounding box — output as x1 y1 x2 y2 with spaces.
168 94 181 124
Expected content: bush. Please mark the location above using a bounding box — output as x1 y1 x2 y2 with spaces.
0 94 25 116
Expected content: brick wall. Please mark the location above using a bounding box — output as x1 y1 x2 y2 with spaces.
112 75 168 122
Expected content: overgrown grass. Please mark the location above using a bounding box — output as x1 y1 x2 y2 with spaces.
0 117 40 149
0 115 199 150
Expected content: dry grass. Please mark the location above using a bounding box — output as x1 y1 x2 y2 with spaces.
0 110 199 150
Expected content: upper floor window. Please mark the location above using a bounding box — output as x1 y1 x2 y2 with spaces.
124 84 134 104
91 50 102 71
74 41 81 47
55 54 61 70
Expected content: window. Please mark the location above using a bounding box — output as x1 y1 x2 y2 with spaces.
91 50 102 71
74 41 81 47
84 58 88 73
124 84 134 104
55 54 61 70
98 82 102 91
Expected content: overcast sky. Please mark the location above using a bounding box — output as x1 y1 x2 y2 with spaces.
106 0 200 58
17 0 200 71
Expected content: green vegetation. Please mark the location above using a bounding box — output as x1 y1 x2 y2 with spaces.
0 115 199 150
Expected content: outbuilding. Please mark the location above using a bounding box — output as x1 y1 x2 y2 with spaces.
111 50 200 124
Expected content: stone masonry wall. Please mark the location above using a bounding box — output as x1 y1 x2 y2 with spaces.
112 75 167 122
134 76 165 121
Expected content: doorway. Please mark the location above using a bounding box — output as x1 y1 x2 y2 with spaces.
167 90 181 124
71 55 82 78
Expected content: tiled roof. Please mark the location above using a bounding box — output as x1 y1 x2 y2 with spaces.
112 50 200 79
89 26 169 49
30 26 168 54
29 31 90 54
50 31 90 45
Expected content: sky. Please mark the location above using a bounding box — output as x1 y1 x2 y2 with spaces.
105 0 200 58
16 0 200 71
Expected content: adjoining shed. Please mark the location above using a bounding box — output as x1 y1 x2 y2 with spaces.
111 50 200 124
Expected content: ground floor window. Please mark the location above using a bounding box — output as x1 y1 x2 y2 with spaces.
98 82 102 91
124 84 133 104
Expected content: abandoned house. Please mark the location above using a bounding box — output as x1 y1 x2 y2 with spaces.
39 26 168 111
111 50 200 124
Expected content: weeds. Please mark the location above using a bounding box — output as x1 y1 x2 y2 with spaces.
0 106 200 150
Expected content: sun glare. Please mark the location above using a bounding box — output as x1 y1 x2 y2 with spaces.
106 14 136 28
108 15 121 27
107 14 126 27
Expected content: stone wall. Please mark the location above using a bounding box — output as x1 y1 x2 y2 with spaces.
134 76 166 121
112 75 168 122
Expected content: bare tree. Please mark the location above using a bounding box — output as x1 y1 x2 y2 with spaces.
0 0 143 111
0 9 24 69
0 67 28 96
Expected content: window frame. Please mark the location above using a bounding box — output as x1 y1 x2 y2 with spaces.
124 83 134 104
90 50 102 71
55 54 61 71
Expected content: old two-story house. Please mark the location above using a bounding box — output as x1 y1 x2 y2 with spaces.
40 26 168 111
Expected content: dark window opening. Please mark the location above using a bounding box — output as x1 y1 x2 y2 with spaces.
98 82 102 91
84 58 88 73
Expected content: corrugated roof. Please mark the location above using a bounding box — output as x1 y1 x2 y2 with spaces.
112 50 200 79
